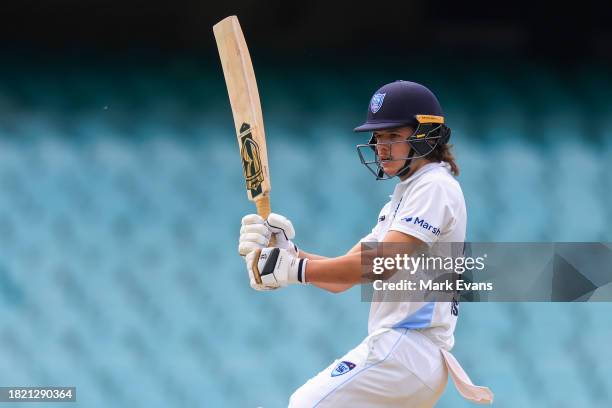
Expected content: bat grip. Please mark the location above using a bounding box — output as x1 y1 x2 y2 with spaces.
255 196 277 247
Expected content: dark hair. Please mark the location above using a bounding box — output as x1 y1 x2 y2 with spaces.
426 143 460 176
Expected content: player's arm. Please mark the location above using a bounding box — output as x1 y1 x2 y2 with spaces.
260 241 359 293
239 213 389 292
305 181 453 290
301 242 362 293
270 235 368 293
304 231 423 287
298 240 361 261
245 230 424 291
298 250 329 261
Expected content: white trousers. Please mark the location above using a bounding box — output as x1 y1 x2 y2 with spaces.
289 328 448 408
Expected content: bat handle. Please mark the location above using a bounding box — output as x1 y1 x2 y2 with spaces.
255 196 277 247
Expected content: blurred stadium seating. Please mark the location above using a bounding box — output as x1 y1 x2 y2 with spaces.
0 59 610 407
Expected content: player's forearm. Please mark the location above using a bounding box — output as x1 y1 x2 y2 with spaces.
299 251 358 293
310 281 354 293
297 250 329 261
305 253 364 285
303 234 424 287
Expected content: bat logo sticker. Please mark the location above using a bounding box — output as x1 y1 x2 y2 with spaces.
239 123 264 198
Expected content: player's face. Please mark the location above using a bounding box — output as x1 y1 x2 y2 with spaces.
373 127 414 176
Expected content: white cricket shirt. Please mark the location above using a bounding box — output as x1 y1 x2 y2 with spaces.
361 161 467 350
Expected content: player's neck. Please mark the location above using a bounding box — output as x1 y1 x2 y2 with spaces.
398 158 431 181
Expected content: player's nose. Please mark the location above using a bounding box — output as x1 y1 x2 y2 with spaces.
376 143 390 158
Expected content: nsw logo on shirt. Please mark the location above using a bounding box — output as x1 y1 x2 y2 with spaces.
402 216 441 236
331 361 356 377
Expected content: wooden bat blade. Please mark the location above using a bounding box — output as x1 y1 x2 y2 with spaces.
213 16 271 211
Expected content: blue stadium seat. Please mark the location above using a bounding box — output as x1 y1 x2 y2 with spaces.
0 66 610 407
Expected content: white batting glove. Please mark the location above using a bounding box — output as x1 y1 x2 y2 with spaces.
238 213 299 258
265 213 299 257
238 214 271 257
245 248 308 291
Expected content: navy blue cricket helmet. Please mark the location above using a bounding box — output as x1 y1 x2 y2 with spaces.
354 80 451 179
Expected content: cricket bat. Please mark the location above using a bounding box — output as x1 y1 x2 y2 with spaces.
213 16 275 232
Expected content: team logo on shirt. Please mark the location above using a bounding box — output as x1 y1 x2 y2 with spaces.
331 361 356 377
370 93 386 113
402 216 441 236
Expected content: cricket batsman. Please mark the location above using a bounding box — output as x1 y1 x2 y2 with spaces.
238 80 493 407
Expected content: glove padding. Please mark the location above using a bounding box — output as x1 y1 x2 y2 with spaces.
239 214 271 257
265 213 299 257
245 247 307 291
238 213 298 257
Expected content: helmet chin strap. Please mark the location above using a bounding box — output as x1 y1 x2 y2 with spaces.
394 149 415 179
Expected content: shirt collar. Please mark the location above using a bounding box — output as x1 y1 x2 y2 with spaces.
397 161 448 186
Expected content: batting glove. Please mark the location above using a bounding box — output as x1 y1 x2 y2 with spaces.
245 247 308 291
238 213 299 258
238 214 271 257
265 213 299 257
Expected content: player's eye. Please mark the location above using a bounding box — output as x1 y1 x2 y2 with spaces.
374 135 390 144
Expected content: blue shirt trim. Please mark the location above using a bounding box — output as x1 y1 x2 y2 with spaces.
392 302 435 329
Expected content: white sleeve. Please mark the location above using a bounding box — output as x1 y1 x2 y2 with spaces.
389 181 454 244
360 203 390 243
360 229 379 243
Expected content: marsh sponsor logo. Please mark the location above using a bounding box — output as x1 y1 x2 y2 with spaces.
402 216 441 236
